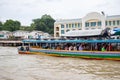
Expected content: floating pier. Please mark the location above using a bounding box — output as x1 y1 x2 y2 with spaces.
0 40 22 47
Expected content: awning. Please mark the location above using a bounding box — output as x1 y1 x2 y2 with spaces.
63 29 103 37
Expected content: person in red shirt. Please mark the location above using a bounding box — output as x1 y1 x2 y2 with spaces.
107 44 112 51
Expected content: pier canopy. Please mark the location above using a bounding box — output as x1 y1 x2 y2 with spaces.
63 29 103 37
23 39 120 43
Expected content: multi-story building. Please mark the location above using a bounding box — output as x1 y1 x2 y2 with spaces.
54 12 120 38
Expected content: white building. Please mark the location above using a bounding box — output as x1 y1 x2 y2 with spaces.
13 30 30 39
54 12 120 38
0 30 51 39
0 30 12 39
42 33 51 39
29 31 51 39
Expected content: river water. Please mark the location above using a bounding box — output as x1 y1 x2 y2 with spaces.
0 47 120 80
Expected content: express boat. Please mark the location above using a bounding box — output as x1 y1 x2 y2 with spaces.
18 39 120 61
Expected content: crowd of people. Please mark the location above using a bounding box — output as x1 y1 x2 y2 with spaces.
55 43 120 51
19 43 120 51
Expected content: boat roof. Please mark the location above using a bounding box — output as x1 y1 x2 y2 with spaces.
23 39 120 43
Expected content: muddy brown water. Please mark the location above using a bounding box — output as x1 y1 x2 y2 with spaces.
0 47 120 80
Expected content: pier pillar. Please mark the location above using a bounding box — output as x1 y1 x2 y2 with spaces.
13 43 16 46
29 43 30 47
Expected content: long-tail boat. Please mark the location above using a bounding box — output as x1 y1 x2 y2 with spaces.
18 39 120 61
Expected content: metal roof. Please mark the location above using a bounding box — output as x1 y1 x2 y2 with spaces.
55 18 82 24
106 15 120 20
63 29 102 37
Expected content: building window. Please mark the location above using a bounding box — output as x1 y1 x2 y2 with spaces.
78 23 80 27
72 24 74 28
113 21 115 25
105 21 108 26
56 27 59 31
109 21 111 26
66 24 68 28
69 24 71 28
91 22 96 27
61 24 64 28
56 33 59 37
85 22 89 27
75 23 77 28
117 20 120 25
97 21 101 26
61 30 64 34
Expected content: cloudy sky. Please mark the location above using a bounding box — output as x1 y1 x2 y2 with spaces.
0 0 120 26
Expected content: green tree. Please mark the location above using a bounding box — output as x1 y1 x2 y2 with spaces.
20 25 35 31
0 21 3 31
3 19 21 31
29 23 36 31
31 14 55 34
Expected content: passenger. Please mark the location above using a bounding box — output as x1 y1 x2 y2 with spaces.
76 44 79 51
106 44 112 51
97 43 101 51
69 46 73 51
64 46 68 50
95 44 98 50
101 46 106 51
26 46 29 51
79 45 83 51
20 46 24 51
52 46 55 50
56 45 61 50
73 45 77 50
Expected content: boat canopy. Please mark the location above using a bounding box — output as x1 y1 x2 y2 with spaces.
23 39 120 43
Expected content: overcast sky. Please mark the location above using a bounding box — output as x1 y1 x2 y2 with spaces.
0 0 120 26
